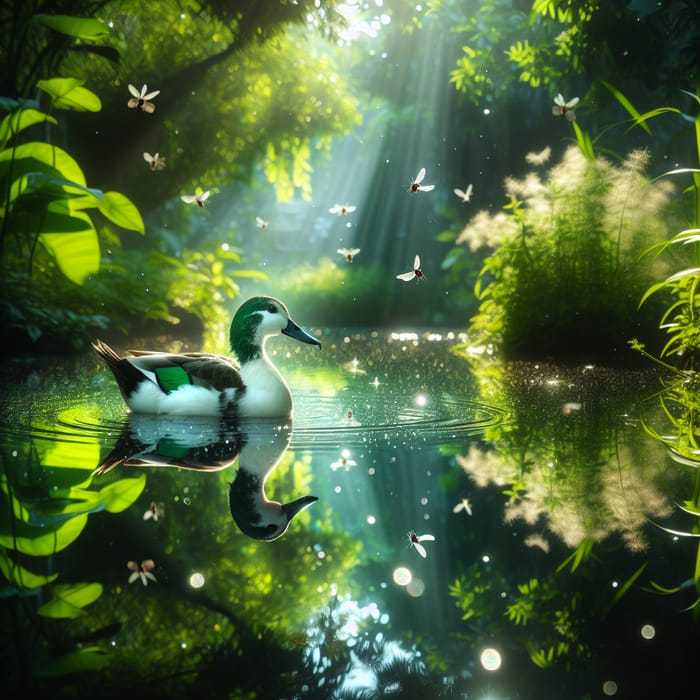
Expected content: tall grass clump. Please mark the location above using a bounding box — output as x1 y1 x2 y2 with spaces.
627 90 700 612
464 145 678 363
631 89 700 370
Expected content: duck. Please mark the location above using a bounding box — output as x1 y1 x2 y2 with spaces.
93 296 321 418
229 420 317 541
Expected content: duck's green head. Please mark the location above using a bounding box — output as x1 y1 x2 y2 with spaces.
230 296 320 363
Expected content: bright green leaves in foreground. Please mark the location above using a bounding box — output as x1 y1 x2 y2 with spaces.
0 78 144 285
33 14 110 41
0 405 145 576
36 78 102 112
38 582 104 619
0 549 59 589
0 108 57 146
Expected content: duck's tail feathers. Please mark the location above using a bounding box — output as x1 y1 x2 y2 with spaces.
93 339 144 403
92 339 122 371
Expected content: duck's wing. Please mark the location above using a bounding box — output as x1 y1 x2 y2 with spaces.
126 352 243 392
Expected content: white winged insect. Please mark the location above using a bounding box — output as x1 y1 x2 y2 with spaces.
255 216 268 229
552 93 579 122
128 84 160 113
143 152 166 171
454 184 473 203
337 247 360 263
396 254 425 282
143 501 165 521
453 497 473 516
408 167 435 194
330 450 357 471
329 203 357 216
408 530 435 558
181 189 210 207
127 559 157 586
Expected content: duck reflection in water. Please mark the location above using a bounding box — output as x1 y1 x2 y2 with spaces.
95 416 317 541
227 420 317 540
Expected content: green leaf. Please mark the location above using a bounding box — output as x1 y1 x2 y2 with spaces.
37 598 85 618
37 78 101 112
70 190 144 233
648 580 681 595
665 267 700 284
33 14 109 40
12 171 102 207
98 191 144 233
26 495 104 527
557 538 594 573
36 647 109 677
0 514 88 556
598 81 652 136
572 122 595 160
625 106 682 134
0 109 56 150
38 582 103 619
0 141 86 186
603 563 648 617
0 550 59 589
40 212 100 285
97 475 147 513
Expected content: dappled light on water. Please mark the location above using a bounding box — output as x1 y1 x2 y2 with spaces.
1 330 697 698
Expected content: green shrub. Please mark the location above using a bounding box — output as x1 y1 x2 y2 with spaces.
464 146 678 363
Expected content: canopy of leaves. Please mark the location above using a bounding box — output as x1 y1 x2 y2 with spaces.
56 0 362 209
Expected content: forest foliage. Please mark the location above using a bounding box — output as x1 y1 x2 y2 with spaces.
1 0 698 353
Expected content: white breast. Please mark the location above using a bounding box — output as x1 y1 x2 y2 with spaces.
238 358 293 418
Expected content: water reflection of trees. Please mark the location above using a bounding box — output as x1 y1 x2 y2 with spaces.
1 406 366 697
444 352 693 674
456 357 673 551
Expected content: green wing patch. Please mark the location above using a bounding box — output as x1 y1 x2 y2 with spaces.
155 438 188 458
155 366 192 392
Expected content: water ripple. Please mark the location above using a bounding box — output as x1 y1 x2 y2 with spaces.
291 392 508 449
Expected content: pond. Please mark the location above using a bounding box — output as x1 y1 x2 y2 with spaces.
1 329 697 699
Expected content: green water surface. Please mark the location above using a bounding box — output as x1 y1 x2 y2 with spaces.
0 330 696 699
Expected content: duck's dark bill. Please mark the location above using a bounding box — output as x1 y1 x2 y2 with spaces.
283 319 321 347
282 494 319 517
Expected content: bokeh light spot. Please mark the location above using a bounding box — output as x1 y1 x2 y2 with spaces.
189 572 205 588
480 647 502 671
603 680 618 696
406 577 425 597
641 624 656 640
392 567 412 586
